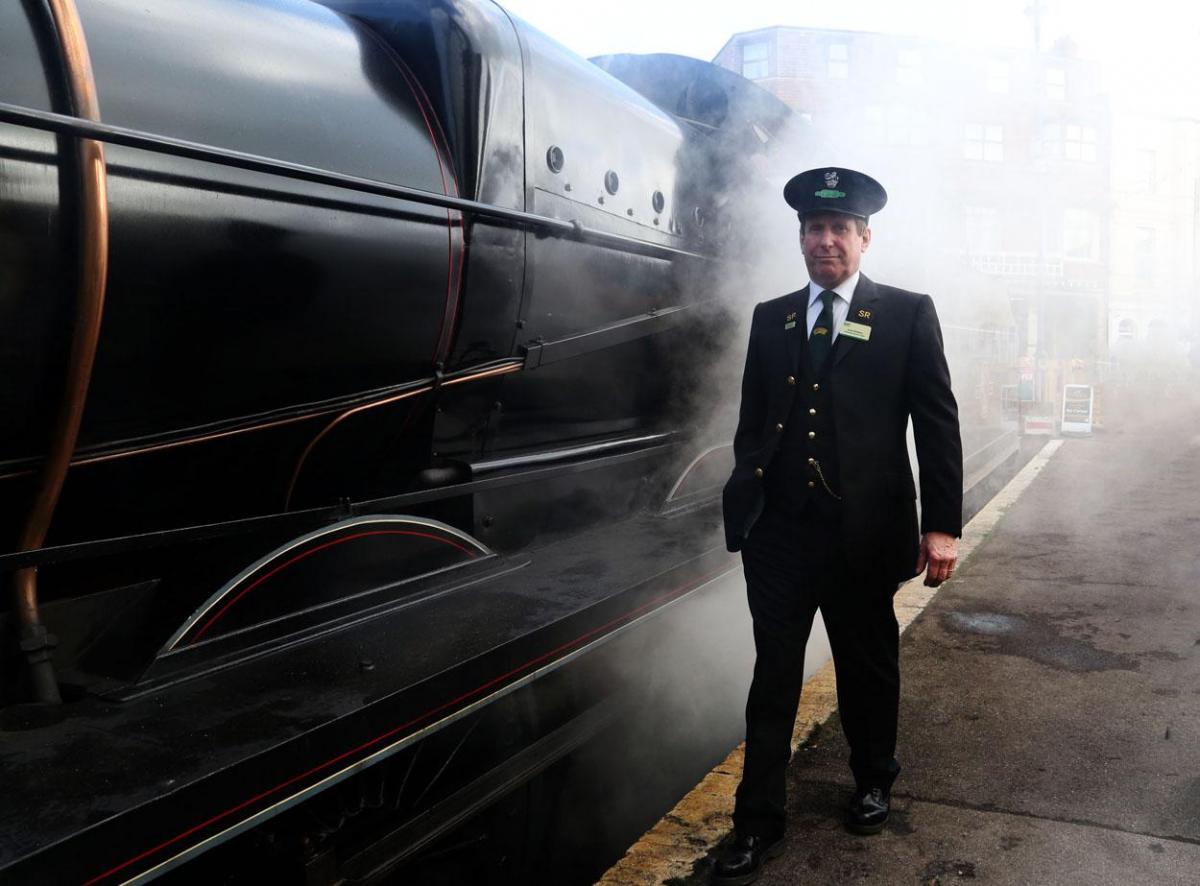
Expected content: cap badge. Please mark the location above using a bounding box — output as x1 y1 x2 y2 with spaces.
814 169 846 199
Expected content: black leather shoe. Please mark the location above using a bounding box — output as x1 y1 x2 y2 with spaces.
846 786 890 835
712 832 784 885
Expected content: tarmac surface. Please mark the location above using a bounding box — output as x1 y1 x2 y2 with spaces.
602 379 1200 885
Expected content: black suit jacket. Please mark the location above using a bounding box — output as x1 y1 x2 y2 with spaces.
721 274 963 583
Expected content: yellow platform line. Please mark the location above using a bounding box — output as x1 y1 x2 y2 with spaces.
597 439 1063 886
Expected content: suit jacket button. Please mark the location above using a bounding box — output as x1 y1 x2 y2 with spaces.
809 408 817 416
812 383 820 391
775 423 784 432
787 375 796 385
808 431 816 440
754 467 764 478
807 457 816 465
808 481 816 488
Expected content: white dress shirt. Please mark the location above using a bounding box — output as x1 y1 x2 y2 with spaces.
805 270 860 342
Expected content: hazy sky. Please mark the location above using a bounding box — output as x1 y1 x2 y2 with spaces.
498 0 1035 59
496 0 1200 101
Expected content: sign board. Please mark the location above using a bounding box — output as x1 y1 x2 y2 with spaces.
1022 415 1054 435
1018 368 1035 402
1061 384 1094 435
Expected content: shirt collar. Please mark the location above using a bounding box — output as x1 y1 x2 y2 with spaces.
807 270 860 308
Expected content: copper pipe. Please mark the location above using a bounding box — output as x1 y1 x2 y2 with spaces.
0 386 428 483
73 411 317 467
283 358 524 509
13 0 109 704
0 413 308 483
284 387 433 510
0 361 525 485
441 361 523 386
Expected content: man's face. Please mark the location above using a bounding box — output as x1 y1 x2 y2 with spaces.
800 212 871 289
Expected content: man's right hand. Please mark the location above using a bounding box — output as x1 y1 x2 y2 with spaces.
916 531 958 587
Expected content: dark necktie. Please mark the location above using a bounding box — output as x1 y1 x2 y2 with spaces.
809 289 835 369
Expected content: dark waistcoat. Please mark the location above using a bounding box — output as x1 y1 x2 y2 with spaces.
765 326 841 517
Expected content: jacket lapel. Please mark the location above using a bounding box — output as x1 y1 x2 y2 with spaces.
833 274 879 368
784 285 809 376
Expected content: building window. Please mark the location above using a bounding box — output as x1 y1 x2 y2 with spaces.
1117 318 1136 340
987 61 1009 94
965 124 1003 162
742 41 769 80
1135 226 1157 278
1064 125 1097 162
828 43 848 79
1046 67 1066 100
1063 209 1100 260
897 48 923 84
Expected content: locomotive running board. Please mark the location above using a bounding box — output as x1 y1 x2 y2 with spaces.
340 696 622 883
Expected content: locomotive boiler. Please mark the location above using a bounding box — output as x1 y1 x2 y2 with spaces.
1 0 800 881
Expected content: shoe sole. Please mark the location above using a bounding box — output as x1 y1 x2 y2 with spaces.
710 839 786 886
845 817 887 835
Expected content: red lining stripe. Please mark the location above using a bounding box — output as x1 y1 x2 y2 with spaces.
385 49 464 366
443 215 468 359
189 530 479 644
81 563 734 885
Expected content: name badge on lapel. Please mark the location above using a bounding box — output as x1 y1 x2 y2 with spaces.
784 311 797 330
841 320 871 342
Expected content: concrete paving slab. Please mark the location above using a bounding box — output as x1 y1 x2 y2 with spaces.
754 782 1200 886
600 381 1200 886
889 586 1200 838
757 390 1200 882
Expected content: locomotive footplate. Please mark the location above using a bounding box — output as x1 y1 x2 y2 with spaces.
0 502 736 883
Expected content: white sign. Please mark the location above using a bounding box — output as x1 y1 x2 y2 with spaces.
1061 384 1094 435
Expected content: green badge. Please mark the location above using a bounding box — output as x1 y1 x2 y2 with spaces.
814 188 846 199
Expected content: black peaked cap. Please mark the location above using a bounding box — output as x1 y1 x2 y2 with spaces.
783 167 887 219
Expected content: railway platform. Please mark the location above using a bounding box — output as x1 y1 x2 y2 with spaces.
600 381 1200 885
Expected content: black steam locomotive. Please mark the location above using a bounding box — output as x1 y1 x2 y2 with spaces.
1 1 800 881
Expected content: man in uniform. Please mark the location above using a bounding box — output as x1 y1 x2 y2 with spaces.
714 168 962 885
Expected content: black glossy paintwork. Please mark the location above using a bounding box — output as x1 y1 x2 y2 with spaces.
1 497 736 881
0 0 770 551
4 0 454 455
0 0 790 877
174 519 486 647
321 0 533 379
1 0 467 549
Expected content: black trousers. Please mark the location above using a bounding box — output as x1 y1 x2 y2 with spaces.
732 502 901 839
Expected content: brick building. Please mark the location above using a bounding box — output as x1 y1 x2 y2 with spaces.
1107 100 1200 372
713 26 1114 426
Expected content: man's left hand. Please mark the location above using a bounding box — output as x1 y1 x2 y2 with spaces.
916 531 958 587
